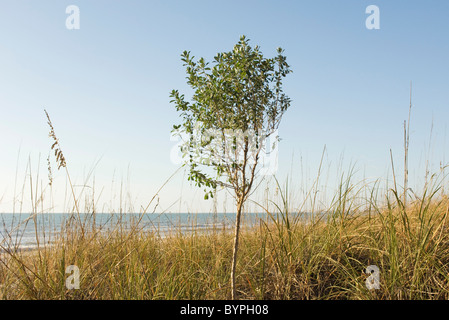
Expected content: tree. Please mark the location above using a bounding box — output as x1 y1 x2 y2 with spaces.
170 35 292 299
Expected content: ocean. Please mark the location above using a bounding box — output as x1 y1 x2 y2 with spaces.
0 212 269 251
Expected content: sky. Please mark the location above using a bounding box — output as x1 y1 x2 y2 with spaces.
0 0 448 214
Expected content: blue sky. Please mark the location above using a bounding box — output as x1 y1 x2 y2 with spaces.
1 1 448 213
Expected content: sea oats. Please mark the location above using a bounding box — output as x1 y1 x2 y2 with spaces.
44 109 66 170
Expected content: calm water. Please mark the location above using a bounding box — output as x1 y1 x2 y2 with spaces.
0 212 269 251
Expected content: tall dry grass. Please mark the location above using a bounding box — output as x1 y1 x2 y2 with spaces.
1 164 448 299
1 111 449 300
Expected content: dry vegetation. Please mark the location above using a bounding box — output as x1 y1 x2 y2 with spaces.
1 110 449 300
1 173 449 300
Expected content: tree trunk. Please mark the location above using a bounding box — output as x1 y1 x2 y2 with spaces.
231 196 244 300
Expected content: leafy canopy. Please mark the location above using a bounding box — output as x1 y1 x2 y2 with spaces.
170 35 292 200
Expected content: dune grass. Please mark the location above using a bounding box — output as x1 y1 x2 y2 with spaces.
1 166 449 300
1 109 449 300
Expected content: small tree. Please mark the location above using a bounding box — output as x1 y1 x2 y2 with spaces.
170 36 292 299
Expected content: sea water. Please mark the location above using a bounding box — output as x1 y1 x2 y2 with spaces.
0 212 269 251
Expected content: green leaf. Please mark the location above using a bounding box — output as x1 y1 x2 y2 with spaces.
170 35 291 199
